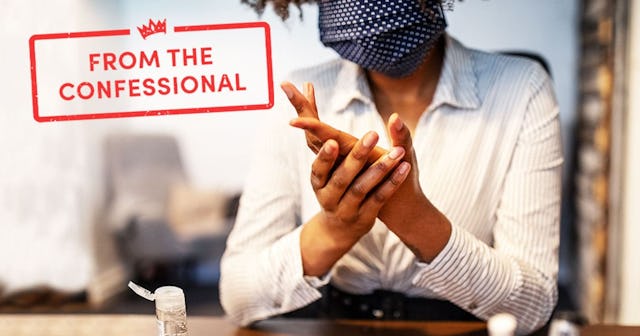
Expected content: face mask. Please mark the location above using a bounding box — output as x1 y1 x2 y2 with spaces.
318 0 447 78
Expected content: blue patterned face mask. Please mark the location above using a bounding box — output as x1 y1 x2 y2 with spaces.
318 0 447 78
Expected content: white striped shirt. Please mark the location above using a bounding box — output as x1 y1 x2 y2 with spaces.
220 35 563 334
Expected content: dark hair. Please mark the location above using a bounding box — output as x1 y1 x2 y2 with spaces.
241 0 449 21
240 0 314 20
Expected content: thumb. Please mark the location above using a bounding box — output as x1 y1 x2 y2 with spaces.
280 81 319 120
388 113 413 152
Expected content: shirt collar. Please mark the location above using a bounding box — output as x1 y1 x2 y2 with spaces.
326 60 373 114
326 34 480 115
431 35 481 111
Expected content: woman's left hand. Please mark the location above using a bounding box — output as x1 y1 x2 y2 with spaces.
379 114 452 262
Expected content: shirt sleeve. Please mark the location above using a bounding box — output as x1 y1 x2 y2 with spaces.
219 104 326 326
412 65 563 335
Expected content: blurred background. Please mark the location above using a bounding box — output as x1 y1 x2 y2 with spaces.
0 0 638 326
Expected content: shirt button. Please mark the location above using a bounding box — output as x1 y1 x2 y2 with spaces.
468 302 478 310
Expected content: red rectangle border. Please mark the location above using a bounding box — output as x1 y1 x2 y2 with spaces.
29 22 274 122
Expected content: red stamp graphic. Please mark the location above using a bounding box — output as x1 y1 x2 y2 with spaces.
29 19 274 122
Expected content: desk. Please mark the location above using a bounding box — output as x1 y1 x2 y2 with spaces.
0 315 638 336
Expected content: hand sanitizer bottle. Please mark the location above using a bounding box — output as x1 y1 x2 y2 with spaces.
155 286 188 336
129 281 188 336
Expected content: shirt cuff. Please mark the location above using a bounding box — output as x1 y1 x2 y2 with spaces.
304 273 331 288
411 225 482 313
410 225 517 315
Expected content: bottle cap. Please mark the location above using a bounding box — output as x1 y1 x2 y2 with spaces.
128 281 186 311
154 286 186 311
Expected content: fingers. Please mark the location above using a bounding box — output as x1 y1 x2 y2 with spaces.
340 146 406 209
280 81 319 119
282 81 324 153
290 117 340 155
361 161 411 214
388 113 413 151
315 131 379 210
310 140 339 191
310 130 411 228
303 82 318 115
290 118 353 151
290 117 386 163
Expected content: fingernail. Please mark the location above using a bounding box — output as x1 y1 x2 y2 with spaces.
324 141 336 154
394 116 404 131
388 146 404 160
289 118 301 126
362 132 377 148
281 84 294 99
398 162 410 175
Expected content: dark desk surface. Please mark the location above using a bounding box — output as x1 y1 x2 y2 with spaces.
0 314 638 335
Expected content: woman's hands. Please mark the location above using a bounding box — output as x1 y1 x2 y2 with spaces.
285 81 452 263
313 132 409 243
300 132 410 276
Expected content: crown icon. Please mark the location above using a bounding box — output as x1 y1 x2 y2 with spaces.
137 19 167 39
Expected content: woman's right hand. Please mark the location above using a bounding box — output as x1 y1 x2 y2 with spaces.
300 131 411 276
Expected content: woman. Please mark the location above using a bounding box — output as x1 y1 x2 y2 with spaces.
220 0 563 334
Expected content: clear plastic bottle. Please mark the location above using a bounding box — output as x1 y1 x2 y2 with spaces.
128 282 188 336
155 286 188 336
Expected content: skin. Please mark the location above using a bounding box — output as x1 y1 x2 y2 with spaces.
282 36 452 276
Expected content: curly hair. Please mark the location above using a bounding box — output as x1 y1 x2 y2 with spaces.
240 0 449 21
240 0 313 20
